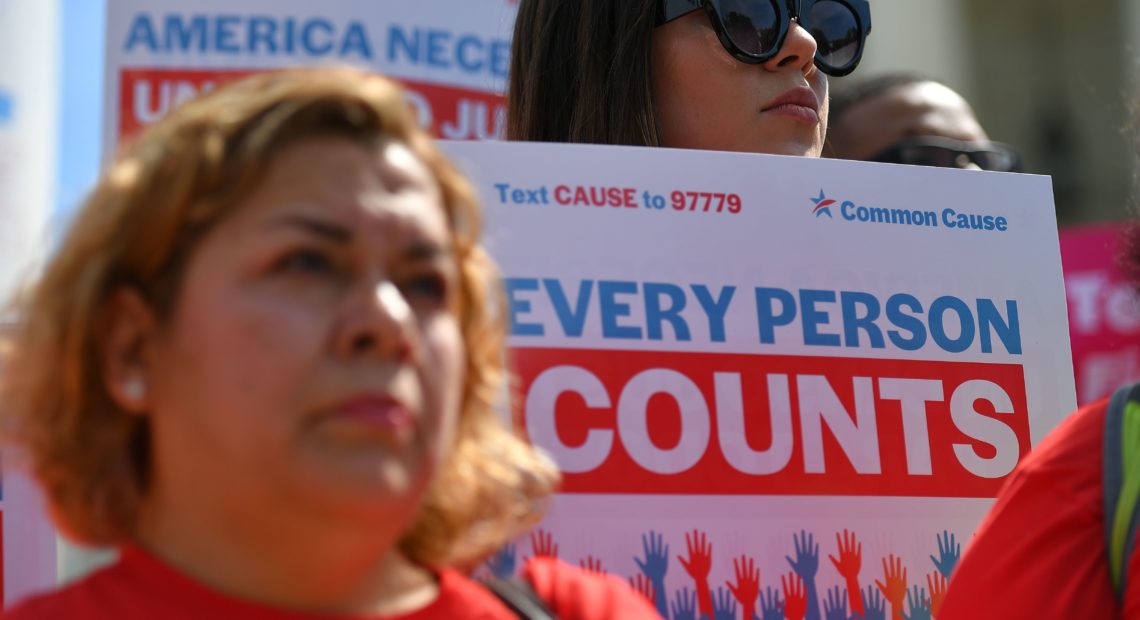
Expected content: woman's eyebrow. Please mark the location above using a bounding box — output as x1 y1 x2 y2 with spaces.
404 240 452 262
266 214 352 243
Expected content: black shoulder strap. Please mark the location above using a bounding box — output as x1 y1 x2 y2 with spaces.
482 577 557 620
1104 381 1140 601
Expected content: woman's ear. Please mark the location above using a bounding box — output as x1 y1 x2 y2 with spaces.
99 288 158 415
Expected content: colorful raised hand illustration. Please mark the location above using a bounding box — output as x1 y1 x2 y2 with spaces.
859 585 886 620
678 529 714 618
579 555 606 575
671 587 698 620
529 528 559 559
929 531 959 580
635 530 670 617
759 586 785 620
874 554 907 620
629 573 657 607
829 529 864 617
486 543 516 579
726 554 760 620
786 530 821 620
823 585 854 620
783 573 808 620
901 586 931 620
711 586 738 620
925 573 946 617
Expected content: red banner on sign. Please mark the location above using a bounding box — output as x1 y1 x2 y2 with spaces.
513 348 1030 498
118 68 505 142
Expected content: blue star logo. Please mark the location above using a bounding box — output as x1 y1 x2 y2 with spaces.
810 189 835 218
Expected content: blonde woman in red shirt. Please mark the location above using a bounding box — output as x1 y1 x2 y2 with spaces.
0 67 657 619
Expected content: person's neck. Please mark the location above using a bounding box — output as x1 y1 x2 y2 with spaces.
134 491 438 616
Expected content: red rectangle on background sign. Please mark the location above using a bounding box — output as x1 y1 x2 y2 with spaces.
512 348 1030 498
1059 223 1140 404
118 68 504 142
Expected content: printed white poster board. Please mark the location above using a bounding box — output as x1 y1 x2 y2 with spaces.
103 0 517 154
444 140 1074 619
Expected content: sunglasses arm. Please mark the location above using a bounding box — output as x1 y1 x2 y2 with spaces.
659 0 702 24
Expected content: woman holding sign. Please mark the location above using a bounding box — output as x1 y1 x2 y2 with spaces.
0 68 655 619
508 0 872 155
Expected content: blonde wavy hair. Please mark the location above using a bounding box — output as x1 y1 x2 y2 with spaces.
0 67 558 567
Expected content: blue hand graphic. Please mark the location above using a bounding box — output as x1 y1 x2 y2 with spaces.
671 587 698 620
901 586 931 620
636 530 670 617
930 531 960 579
759 586 784 620
487 543 516 579
823 586 852 620
712 587 738 620
786 530 820 580
637 530 670 582
857 586 885 620
786 531 821 620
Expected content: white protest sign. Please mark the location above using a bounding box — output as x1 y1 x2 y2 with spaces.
444 140 1074 619
103 0 517 155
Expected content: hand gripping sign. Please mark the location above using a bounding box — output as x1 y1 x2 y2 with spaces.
443 141 1074 619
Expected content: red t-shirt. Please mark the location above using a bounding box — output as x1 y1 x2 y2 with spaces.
939 398 1140 618
2 547 658 619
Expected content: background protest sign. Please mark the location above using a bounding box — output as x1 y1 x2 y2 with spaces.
103 0 517 151
444 141 1075 617
1059 223 1140 405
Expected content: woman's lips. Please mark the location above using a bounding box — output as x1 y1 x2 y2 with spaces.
763 103 821 124
762 87 821 125
325 395 414 436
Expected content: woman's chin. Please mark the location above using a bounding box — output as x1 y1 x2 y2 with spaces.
293 456 436 519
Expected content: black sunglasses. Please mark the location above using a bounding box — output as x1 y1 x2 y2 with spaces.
657 0 872 77
870 136 1024 173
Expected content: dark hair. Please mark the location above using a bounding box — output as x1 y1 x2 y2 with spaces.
829 72 938 128
507 0 661 145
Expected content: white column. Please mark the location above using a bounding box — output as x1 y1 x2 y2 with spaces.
0 0 63 607
852 0 973 98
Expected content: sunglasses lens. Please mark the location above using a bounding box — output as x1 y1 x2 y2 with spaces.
900 146 961 168
879 142 1024 173
711 0 781 57
976 148 1022 172
806 0 861 70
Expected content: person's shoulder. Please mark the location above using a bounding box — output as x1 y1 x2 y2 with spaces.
937 398 1117 619
428 568 521 618
1 562 127 620
2 591 74 620
522 557 659 619
1016 396 1107 480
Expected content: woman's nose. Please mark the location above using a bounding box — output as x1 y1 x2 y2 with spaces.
763 20 818 74
337 281 414 361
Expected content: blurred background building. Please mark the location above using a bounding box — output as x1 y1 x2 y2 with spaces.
847 0 1140 226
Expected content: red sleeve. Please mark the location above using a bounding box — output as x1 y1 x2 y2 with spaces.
939 399 1118 619
522 558 661 619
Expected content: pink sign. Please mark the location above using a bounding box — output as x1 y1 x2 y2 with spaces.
1061 223 1140 404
